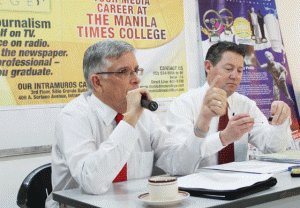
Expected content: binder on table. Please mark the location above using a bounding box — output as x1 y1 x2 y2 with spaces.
177 171 277 200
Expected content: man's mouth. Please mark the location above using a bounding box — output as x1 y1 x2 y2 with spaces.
227 83 237 87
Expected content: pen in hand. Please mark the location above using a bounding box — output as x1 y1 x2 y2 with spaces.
232 113 272 124
261 117 273 124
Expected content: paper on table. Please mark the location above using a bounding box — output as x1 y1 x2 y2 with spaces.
258 150 300 164
178 171 273 191
202 160 298 174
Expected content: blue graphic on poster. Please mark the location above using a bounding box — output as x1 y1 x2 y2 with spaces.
198 0 300 153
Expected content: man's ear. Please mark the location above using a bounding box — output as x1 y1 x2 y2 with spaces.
91 74 104 92
204 60 212 75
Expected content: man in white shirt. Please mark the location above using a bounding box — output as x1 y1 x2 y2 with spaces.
46 40 203 207
166 41 292 168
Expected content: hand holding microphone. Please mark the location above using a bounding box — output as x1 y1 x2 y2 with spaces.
123 88 158 127
141 94 158 111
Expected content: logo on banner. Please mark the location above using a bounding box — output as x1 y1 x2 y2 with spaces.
233 18 252 38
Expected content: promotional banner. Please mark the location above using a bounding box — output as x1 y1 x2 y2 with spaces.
198 0 300 152
0 0 188 107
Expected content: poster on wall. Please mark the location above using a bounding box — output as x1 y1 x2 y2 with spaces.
197 0 300 153
0 0 188 108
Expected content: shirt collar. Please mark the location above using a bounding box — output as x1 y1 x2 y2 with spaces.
90 93 118 126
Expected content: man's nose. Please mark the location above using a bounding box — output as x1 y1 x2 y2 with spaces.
229 70 237 78
130 73 141 85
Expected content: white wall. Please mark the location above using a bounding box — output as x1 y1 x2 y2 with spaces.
276 1 300 112
0 105 62 150
1 0 300 208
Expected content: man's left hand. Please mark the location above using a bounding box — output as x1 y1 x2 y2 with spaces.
270 101 291 125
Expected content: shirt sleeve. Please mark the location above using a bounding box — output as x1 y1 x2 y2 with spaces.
145 110 201 176
164 94 224 171
247 99 291 153
56 111 138 195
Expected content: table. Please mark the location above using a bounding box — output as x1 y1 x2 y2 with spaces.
53 169 300 208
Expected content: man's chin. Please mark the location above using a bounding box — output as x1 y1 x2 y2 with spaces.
119 105 127 114
225 88 236 97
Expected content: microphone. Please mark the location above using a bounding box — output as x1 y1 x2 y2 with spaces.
141 95 158 111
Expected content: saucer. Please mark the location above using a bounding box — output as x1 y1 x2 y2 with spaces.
138 191 190 206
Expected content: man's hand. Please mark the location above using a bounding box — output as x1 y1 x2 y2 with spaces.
202 75 228 118
270 101 291 126
194 75 227 136
123 88 151 127
220 113 255 146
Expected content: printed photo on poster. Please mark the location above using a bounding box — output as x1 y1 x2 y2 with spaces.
198 0 300 153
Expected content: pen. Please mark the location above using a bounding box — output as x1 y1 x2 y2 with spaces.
231 114 273 123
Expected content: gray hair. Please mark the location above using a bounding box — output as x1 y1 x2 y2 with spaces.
83 40 136 90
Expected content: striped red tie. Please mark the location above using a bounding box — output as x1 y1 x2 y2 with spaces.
113 113 127 183
218 109 235 164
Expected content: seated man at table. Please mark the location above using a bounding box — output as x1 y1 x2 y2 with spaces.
166 41 292 167
46 40 203 208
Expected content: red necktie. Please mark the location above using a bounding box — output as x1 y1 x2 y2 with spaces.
218 109 235 164
113 113 127 183
115 113 123 125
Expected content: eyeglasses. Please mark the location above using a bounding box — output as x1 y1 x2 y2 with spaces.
95 68 144 78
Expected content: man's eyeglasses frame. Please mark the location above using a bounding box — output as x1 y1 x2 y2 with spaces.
95 68 144 77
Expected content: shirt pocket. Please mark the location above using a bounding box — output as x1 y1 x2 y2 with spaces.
127 151 154 180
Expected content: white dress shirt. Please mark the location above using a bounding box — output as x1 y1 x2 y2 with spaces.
46 90 203 208
166 82 292 168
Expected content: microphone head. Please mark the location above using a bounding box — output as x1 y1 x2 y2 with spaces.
148 101 158 111
140 96 158 111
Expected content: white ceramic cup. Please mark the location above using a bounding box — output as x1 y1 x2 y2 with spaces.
148 176 178 201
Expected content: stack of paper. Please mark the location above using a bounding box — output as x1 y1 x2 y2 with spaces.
202 160 297 174
258 150 300 164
